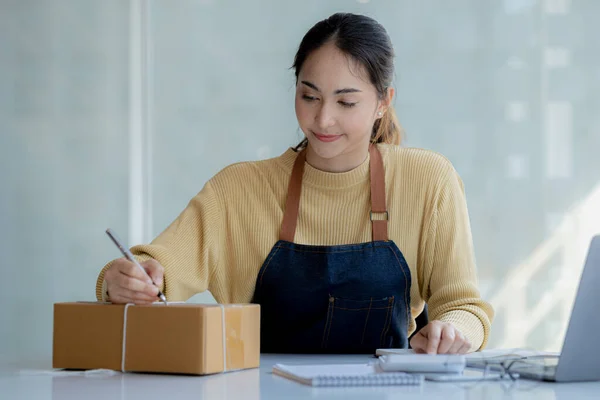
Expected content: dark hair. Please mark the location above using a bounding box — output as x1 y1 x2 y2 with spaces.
292 13 402 150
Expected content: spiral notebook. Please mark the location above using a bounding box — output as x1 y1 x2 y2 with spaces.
272 363 424 387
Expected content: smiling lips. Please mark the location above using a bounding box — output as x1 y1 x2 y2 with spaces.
313 132 342 142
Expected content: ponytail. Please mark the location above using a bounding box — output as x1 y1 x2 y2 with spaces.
371 105 402 145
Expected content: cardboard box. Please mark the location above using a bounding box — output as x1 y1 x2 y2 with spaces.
53 302 260 375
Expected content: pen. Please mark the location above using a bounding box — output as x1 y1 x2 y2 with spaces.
105 228 168 305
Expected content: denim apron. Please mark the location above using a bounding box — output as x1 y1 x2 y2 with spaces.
252 145 412 354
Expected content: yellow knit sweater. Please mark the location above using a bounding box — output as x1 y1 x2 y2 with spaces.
96 144 494 350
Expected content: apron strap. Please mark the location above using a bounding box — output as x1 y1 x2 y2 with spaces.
369 144 389 242
279 144 388 242
280 148 307 242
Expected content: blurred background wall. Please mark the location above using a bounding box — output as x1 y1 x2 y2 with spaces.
1 0 599 367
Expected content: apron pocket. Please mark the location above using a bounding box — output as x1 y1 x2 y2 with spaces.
321 295 395 353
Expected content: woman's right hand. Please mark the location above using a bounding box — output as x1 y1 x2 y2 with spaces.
104 258 164 304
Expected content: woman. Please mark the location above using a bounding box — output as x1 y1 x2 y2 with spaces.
97 13 494 355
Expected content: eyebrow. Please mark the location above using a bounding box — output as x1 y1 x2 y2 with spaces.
301 80 362 95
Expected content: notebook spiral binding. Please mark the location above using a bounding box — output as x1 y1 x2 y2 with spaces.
312 373 424 387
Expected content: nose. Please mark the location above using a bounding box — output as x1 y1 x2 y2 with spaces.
315 102 335 131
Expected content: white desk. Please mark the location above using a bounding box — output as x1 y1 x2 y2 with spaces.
2 354 599 400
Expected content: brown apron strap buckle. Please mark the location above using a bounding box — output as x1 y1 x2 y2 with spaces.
370 211 389 221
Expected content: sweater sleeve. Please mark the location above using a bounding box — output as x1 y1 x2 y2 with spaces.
420 165 494 351
95 180 225 302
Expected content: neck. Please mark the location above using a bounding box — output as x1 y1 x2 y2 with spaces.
304 142 370 173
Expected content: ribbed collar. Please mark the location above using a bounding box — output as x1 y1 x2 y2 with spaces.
276 147 371 189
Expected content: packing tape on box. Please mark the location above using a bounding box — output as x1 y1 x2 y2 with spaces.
220 304 228 372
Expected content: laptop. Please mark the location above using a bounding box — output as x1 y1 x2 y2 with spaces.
505 235 600 382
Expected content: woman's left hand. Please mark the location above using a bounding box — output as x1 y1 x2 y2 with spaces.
409 321 472 354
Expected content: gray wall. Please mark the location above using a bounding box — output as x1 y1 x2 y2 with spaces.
1 0 599 367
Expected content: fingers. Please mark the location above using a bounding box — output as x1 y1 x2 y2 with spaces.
447 330 466 354
425 322 442 355
113 258 157 296
457 337 472 354
107 279 158 303
105 258 163 304
108 289 158 305
437 324 456 354
410 321 472 355
409 329 428 354
108 296 154 305
116 258 153 285
118 275 159 296
142 259 164 288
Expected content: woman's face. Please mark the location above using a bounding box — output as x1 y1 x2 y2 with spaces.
295 41 391 171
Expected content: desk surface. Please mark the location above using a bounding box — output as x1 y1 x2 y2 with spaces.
3 354 600 400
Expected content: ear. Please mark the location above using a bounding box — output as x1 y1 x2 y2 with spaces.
377 87 394 117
